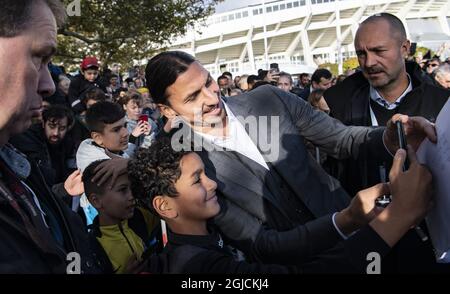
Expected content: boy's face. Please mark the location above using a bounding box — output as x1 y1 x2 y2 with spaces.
93 173 135 222
123 99 142 121
168 153 220 222
83 69 99 82
92 117 129 152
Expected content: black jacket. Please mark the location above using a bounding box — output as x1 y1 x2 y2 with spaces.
0 147 99 273
9 124 76 186
68 74 107 114
298 87 311 100
148 225 391 274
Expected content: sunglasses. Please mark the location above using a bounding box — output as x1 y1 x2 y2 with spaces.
427 63 439 68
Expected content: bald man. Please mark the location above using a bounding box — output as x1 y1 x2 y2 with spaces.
324 13 449 273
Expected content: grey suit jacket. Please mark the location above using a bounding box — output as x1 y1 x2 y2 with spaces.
178 85 388 265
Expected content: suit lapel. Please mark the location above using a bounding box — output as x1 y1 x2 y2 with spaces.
225 96 313 216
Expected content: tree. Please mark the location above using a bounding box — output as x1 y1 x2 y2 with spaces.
343 57 359 72
55 0 221 69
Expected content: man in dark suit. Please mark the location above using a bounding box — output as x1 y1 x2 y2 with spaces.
142 51 435 271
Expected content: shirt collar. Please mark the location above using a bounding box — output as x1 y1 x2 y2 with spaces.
369 74 412 110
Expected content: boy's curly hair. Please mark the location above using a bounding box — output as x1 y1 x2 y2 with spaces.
128 138 189 213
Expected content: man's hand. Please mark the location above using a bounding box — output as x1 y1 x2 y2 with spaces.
64 170 84 196
388 146 433 225
92 157 129 188
335 183 390 236
384 114 437 154
370 147 433 247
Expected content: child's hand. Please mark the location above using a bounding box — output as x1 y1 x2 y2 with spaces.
124 253 146 274
64 170 84 196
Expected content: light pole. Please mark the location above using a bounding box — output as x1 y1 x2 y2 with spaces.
262 0 269 69
336 1 343 75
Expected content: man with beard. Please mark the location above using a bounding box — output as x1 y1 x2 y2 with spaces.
10 105 76 187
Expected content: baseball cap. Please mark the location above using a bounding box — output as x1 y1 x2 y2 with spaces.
81 57 99 70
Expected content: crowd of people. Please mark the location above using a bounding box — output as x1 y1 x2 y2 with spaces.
0 0 449 274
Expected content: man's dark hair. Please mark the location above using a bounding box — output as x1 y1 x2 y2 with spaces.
217 75 228 84
258 70 268 80
311 68 332 84
81 87 106 105
299 73 309 79
42 104 74 127
222 71 232 79
145 51 196 105
82 159 109 200
247 75 259 85
85 101 125 133
128 138 189 214
251 81 271 90
361 13 407 42
0 0 66 37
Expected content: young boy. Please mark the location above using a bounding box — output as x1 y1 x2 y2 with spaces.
128 139 297 273
128 138 433 274
76 101 136 224
82 159 158 274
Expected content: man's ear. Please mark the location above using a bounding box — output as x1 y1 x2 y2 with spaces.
91 131 104 147
401 39 411 59
158 104 177 119
153 195 178 219
89 194 102 210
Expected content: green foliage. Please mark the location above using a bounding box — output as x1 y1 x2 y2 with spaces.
319 63 338 76
415 46 432 58
343 57 359 71
55 0 221 68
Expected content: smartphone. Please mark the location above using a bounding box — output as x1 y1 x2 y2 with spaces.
375 121 410 207
139 114 149 123
270 63 279 72
395 120 410 170
409 42 417 56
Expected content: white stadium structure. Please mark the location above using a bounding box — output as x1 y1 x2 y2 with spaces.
167 0 450 78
